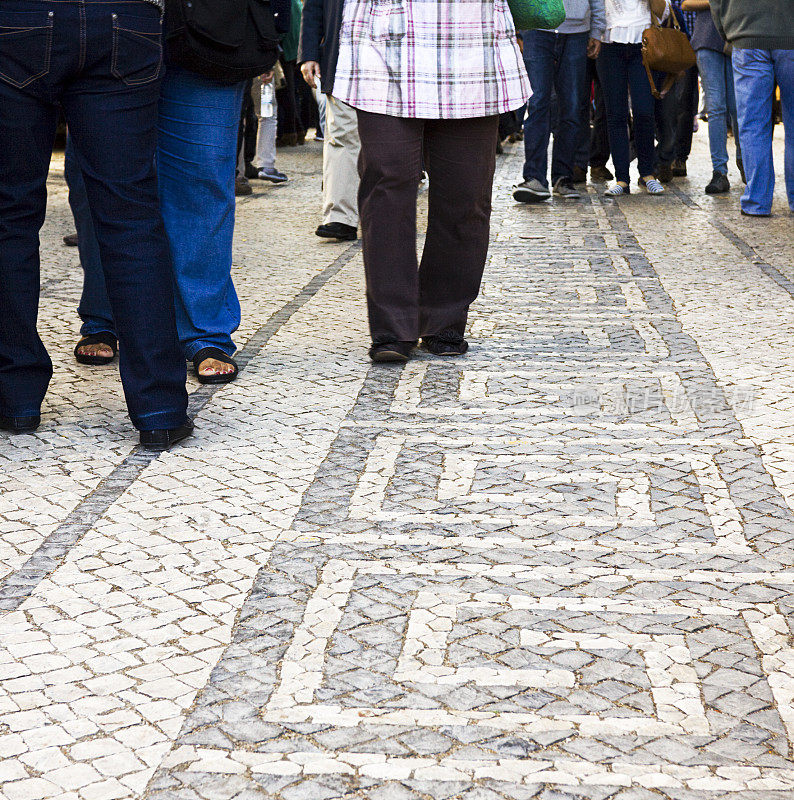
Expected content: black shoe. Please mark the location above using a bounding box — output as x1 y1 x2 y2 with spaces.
657 163 673 183
571 166 588 184
63 233 79 247
315 222 357 241
590 165 613 182
235 176 253 196
422 330 469 357
705 171 730 195
0 414 40 434
671 159 687 177
369 341 416 363
737 159 746 184
139 419 194 451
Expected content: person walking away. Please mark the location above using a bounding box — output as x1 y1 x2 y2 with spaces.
333 0 530 362
682 0 742 194
597 0 672 196
251 70 289 183
573 58 614 182
513 0 606 203
711 0 793 216
299 0 361 242
666 0 699 178
235 78 258 196
71 0 279 384
653 4 694 182
276 0 305 147
0 0 191 448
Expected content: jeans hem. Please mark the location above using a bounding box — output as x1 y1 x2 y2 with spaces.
184 341 237 361
80 322 118 338
132 410 190 432
0 407 41 418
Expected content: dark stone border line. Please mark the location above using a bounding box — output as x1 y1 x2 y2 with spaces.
0 241 362 613
669 183 794 298
599 189 794 561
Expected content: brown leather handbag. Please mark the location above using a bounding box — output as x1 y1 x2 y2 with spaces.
641 11 696 99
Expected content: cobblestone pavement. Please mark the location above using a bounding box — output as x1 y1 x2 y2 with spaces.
2 127 794 800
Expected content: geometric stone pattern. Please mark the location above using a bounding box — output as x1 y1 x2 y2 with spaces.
3 132 794 799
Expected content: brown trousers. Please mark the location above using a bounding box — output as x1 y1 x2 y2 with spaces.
356 111 499 343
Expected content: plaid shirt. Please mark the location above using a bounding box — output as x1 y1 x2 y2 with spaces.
671 0 696 34
333 0 531 120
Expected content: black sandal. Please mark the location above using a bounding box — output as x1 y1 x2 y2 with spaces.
192 347 239 385
74 332 118 366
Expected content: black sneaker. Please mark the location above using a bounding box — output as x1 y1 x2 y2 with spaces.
705 171 730 195
422 330 469 357
369 341 416 363
139 419 194 451
316 222 358 241
552 177 581 199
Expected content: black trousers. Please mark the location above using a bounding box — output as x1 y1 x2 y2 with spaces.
356 111 499 343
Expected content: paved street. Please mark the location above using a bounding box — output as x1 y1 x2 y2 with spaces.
2 127 794 800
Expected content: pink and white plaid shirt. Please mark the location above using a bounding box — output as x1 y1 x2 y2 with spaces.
333 0 531 120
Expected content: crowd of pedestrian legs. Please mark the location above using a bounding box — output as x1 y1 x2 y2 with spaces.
0 0 790 448
512 0 790 210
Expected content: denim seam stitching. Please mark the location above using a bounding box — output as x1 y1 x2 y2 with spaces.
78 0 87 73
0 15 52 89
111 16 162 86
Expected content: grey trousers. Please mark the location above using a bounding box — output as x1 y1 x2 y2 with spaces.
323 95 360 227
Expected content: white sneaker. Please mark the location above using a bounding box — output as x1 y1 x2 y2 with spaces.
513 179 551 203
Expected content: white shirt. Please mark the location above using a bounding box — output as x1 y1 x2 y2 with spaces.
603 0 670 43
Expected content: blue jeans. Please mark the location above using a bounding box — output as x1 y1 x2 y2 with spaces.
75 67 246 359
0 0 187 430
521 30 589 186
696 48 741 175
732 48 794 215
65 138 116 338
597 42 656 184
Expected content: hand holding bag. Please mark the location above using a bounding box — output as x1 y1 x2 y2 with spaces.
641 10 696 99
507 0 566 32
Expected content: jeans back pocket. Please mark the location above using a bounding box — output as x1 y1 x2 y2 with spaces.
0 9 53 89
111 12 163 86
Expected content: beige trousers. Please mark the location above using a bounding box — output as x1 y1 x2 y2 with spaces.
323 95 360 227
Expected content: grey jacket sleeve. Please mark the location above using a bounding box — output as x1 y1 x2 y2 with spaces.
588 0 606 40
709 0 728 41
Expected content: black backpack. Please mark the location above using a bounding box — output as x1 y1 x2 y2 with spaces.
165 0 281 83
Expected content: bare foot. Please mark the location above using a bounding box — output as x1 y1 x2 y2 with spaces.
197 357 236 377
76 342 115 359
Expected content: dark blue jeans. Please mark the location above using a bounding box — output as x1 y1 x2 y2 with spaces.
521 30 589 186
70 68 246 360
597 42 656 184
0 0 188 430
65 138 116 338
655 65 699 169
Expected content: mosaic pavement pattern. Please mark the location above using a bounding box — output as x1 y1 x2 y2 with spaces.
1 129 794 800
